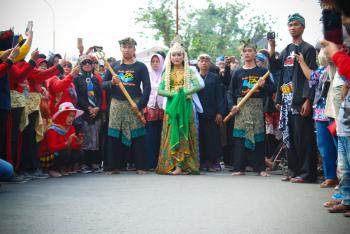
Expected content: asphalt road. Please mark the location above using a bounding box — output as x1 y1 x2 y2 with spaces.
0 171 349 234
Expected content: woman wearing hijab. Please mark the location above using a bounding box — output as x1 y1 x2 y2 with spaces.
145 53 165 170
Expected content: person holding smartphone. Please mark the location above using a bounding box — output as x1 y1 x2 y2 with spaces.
269 13 318 183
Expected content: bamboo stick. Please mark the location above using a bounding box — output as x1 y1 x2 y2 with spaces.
223 70 270 123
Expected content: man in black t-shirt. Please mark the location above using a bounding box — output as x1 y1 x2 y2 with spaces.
103 37 151 175
227 44 274 177
269 13 318 183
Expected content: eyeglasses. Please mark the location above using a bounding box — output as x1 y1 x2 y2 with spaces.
81 60 92 65
63 64 72 68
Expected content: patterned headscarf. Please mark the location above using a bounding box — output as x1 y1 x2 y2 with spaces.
288 13 305 27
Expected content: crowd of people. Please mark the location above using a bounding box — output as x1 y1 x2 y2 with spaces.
1 2 350 218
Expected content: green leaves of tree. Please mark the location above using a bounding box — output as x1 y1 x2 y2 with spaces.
134 0 275 59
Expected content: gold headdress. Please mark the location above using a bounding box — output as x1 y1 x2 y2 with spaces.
164 35 191 91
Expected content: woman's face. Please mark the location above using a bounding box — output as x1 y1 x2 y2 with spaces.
65 112 75 126
63 63 72 75
81 59 93 72
151 56 161 70
170 52 184 66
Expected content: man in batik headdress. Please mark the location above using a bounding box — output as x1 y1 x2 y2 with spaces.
227 43 274 177
269 13 318 183
103 37 151 175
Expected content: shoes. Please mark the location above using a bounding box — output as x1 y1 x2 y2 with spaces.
7 175 30 184
31 170 49 179
328 204 350 213
93 167 104 173
207 168 217 172
344 212 350 217
79 167 92 174
320 179 338 188
48 170 62 177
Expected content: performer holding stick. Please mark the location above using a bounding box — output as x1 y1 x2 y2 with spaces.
102 37 151 175
226 43 275 177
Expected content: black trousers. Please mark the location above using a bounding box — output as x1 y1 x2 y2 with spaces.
9 107 23 170
287 114 317 181
199 118 222 163
222 119 234 165
0 109 8 160
232 138 266 172
20 111 41 172
106 135 148 171
83 150 102 167
50 150 82 171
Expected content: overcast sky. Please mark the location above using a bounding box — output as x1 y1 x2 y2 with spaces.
1 0 322 59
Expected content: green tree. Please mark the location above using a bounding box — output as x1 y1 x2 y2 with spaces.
134 0 274 59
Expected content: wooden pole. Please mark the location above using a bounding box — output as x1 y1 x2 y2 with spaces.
223 70 270 123
176 0 179 35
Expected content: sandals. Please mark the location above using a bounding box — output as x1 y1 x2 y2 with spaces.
323 200 341 208
281 176 291 182
231 172 245 176
259 171 270 177
136 170 147 175
320 179 338 188
328 204 350 213
105 170 120 175
290 177 305 183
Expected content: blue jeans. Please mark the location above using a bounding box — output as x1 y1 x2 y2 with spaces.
338 136 350 206
315 121 338 180
0 159 14 181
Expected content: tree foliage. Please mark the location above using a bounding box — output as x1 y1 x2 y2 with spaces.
134 0 275 59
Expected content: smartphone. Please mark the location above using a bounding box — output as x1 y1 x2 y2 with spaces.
77 38 83 48
18 39 27 47
267 31 275 40
93 46 103 52
25 21 33 33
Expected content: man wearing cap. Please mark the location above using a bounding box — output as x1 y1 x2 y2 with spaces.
269 13 318 183
197 54 225 172
103 37 151 175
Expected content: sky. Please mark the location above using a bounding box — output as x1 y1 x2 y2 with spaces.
1 0 322 60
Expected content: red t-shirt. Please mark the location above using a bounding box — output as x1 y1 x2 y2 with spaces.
332 51 350 79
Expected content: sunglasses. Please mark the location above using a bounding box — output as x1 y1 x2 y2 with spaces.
63 64 72 68
81 60 92 65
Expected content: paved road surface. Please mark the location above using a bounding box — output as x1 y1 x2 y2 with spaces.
0 171 349 234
